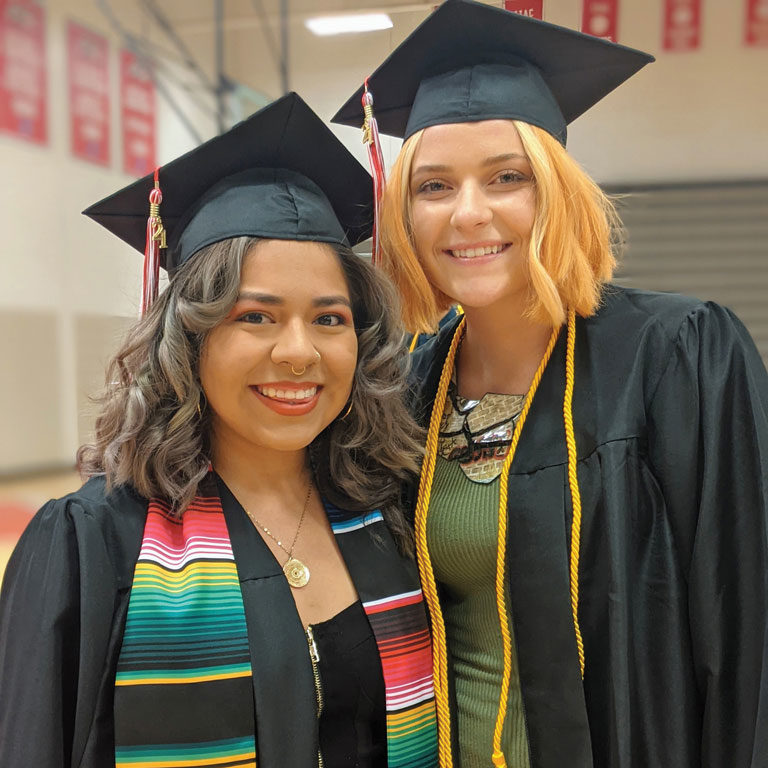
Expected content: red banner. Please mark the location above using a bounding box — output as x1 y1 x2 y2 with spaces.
663 0 701 51
746 0 768 46
582 0 619 42
67 21 110 166
504 1 543 19
121 49 156 177
0 0 47 144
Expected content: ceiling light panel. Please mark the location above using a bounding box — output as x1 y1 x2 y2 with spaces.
305 13 393 36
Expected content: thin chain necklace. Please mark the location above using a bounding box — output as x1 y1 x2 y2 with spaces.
244 480 313 588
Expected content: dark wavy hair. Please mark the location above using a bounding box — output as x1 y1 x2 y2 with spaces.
77 237 422 552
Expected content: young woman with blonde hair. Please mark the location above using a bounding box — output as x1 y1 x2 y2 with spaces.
334 2 768 767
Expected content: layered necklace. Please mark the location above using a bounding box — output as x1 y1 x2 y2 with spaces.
244 481 313 588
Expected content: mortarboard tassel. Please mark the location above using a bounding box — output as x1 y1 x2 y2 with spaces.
141 167 166 316
361 79 386 266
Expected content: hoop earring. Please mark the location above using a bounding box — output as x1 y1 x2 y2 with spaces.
197 391 207 419
290 364 307 376
338 399 353 421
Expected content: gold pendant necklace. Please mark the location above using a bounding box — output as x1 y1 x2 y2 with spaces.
283 557 310 588
245 480 313 588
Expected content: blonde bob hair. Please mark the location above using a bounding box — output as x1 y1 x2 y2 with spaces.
379 120 622 334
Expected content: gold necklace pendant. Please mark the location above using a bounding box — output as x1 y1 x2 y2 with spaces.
283 557 310 588
243 480 313 589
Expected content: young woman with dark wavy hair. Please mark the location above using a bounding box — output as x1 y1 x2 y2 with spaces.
0 93 439 768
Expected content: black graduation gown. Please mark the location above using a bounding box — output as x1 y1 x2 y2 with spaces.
408 285 768 768
0 476 419 768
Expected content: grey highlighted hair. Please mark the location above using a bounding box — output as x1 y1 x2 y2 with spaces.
78 237 423 553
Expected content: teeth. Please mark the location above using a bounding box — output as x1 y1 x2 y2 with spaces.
257 385 317 400
450 244 504 259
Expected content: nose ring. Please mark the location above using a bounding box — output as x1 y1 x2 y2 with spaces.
288 351 321 377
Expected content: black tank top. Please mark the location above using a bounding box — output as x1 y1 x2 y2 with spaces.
311 600 387 767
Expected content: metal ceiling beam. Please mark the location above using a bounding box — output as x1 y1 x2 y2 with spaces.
215 0 226 133
250 0 290 96
251 0 281 74
280 0 289 94
139 0 217 92
97 0 297 138
96 0 207 144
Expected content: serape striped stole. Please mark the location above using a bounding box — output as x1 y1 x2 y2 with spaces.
114 494 256 768
115 487 438 768
329 507 439 768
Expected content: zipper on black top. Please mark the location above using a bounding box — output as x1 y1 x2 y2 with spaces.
306 625 324 768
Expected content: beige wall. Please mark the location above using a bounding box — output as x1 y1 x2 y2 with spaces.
0 311 62 472
74 314 135 450
0 0 212 473
1 0 766 474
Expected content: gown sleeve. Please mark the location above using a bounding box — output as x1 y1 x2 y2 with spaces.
0 498 83 767
647 302 768 767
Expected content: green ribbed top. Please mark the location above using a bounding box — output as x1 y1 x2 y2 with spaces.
427 456 531 768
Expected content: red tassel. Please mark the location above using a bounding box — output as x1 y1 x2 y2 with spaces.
362 79 386 266
141 167 166 316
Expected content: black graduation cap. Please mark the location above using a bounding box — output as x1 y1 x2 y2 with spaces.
332 0 655 145
84 92 373 273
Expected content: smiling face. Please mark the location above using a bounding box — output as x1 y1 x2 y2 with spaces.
199 239 357 458
409 119 537 314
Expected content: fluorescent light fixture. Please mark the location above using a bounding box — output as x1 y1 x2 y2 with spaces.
305 13 393 36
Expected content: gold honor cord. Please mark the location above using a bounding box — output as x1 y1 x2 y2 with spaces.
564 310 585 677
413 316 467 768
414 310 584 768
490 323 560 768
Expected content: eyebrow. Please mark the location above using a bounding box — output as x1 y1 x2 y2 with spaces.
313 295 352 309
481 152 529 166
412 153 529 177
236 291 351 308
412 164 451 176
237 292 282 305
